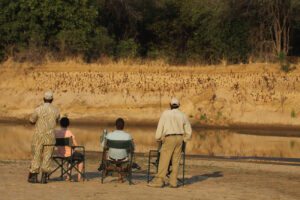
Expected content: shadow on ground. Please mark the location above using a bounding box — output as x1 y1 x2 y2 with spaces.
184 171 223 185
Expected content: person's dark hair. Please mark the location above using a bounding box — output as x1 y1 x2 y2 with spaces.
116 118 125 130
43 98 53 103
60 117 70 128
170 104 179 109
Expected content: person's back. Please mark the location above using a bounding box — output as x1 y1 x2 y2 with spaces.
55 129 77 157
28 92 60 184
149 97 192 188
156 108 192 142
102 118 135 160
55 117 84 181
30 102 60 135
106 130 134 160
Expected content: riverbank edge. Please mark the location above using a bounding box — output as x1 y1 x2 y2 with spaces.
1 116 300 133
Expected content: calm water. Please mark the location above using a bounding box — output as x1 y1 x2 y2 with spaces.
0 123 300 159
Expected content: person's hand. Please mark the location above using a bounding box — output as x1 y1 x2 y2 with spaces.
160 136 165 144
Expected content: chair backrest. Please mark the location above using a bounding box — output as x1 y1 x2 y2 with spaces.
55 137 72 146
106 139 133 150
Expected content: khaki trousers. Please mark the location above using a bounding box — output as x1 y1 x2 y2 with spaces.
155 135 183 186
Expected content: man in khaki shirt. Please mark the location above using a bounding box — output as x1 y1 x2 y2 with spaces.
148 97 192 188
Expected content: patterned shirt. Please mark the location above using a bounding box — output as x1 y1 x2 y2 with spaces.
102 130 135 160
30 103 60 137
155 108 192 142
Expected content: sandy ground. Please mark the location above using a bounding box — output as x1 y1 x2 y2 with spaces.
1 156 300 200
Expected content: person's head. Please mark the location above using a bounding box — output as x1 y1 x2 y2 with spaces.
60 117 70 128
115 118 125 130
43 91 53 103
170 97 180 109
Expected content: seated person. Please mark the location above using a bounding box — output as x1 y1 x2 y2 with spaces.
102 118 135 161
55 117 84 181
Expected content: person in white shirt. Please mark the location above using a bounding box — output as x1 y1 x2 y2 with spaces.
148 97 192 188
102 118 135 160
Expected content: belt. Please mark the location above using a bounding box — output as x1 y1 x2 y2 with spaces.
165 134 183 137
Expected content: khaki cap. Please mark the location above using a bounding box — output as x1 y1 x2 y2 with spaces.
44 92 53 100
170 97 180 106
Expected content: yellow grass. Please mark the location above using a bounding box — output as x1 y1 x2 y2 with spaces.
1 58 300 127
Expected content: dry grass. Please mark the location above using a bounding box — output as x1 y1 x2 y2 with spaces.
1 58 300 125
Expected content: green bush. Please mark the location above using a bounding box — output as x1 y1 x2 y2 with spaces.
115 39 138 58
290 140 295 149
291 108 296 118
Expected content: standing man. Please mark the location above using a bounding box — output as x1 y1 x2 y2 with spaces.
28 92 60 184
148 97 192 188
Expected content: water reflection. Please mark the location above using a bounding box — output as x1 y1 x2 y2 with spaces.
0 123 299 159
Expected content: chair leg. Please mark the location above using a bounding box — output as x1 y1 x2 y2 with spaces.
83 158 86 181
60 160 64 180
147 152 151 183
182 152 185 186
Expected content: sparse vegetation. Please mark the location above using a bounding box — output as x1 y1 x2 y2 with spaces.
291 108 296 118
200 134 206 140
200 114 207 120
278 52 297 73
290 140 295 150
217 112 222 119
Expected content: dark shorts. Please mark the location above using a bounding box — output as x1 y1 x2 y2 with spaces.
72 151 84 163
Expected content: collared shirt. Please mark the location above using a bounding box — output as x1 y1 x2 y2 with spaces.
155 108 192 142
102 130 135 160
30 103 60 137
55 129 78 157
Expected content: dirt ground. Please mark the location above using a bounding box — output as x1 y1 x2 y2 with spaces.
1 156 300 200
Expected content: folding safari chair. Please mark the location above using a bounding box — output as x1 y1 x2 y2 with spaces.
101 139 134 184
147 141 186 186
43 137 86 182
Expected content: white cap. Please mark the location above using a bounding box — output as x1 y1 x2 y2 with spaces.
44 92 53 100
170 97 180 106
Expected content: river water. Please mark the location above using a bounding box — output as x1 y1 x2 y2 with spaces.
0 123 300 159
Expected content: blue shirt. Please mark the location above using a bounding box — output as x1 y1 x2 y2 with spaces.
102 130 135 160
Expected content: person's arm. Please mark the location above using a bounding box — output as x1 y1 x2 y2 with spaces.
102 133 108 148
56 109 60 124
155 112 165 141
29 108 39 124
70 132 78 146
183 114 192 142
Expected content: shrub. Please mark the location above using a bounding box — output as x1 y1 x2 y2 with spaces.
115 39 138 58
291 108 296 118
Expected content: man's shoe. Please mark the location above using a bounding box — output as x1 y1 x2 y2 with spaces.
98 164 104 171
169 184 178 188
132 162 141 170
28 173 38 183
41 172 48 184
147 182 164 188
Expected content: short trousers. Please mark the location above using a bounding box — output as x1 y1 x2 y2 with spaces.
72 151 84 163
